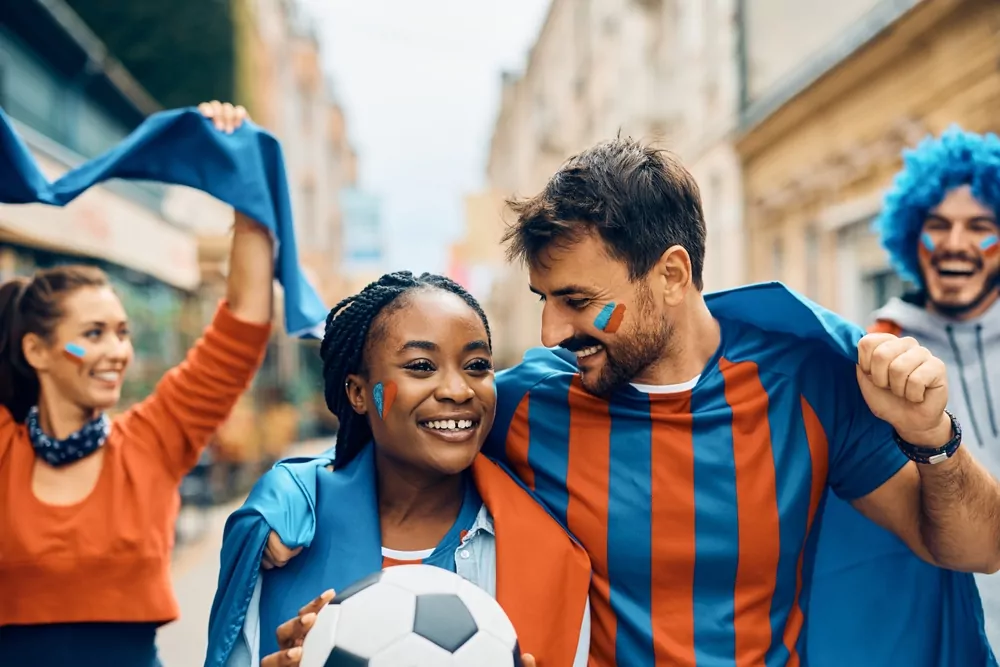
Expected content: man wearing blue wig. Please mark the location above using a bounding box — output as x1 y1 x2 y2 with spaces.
809 126 1000 665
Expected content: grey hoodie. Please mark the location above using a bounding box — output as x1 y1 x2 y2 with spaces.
871 295 1000 646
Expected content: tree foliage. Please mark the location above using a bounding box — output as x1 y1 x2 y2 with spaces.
64 0 235 109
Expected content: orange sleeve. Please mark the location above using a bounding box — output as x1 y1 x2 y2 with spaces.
116 301 271 479
868 319 902 336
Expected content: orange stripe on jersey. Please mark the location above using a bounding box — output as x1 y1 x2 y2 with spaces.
505 395 536 491
719 358 781 667
781 397 831 665
868 319 902 336
649 394 697 666
564 376 616 666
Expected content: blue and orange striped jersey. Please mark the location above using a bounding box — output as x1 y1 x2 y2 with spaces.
486 297 909 666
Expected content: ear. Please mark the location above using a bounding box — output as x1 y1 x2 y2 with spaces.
344 374 368 415
653 245 693 306
21 332 52 372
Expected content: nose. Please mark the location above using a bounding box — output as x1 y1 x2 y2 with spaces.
540 302 575 348
942 224 970 251
105 336 132 364
434 366 475 404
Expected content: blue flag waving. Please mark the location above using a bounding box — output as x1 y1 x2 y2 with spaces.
0 106 327 338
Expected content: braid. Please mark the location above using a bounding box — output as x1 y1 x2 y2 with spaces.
319 271 492 467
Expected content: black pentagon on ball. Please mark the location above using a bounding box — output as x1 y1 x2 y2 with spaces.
332 570 385 605
412 593 479 652
322 646 370 667
512 640 524 666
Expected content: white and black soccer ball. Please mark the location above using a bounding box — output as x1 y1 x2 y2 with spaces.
300 564 524 667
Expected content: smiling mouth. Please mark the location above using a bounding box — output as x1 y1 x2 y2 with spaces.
417 418 481 443
935 259 980 278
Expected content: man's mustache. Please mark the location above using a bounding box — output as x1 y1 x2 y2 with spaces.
559 336 602 353
931 252 984 271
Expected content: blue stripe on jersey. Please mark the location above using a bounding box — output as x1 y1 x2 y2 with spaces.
606 393 655 665
527 372 573 528
761 369 811 667
690 370 740 667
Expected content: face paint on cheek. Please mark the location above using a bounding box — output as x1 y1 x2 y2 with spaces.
919 232 936 262
372 381 397 419
62 343 86 366
981 234 999 259
593 302 627 334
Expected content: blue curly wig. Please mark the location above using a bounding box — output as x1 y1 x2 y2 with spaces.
875 125 1000 287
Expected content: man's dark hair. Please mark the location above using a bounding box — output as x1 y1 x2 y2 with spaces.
502 137 707 290
319 271 491 468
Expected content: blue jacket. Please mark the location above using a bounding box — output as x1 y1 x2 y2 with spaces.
205 445 591 667
205 450 332 667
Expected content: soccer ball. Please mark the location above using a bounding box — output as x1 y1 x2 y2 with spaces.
300 564 524 667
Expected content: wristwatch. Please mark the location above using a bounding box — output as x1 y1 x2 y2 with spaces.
893 410 962 465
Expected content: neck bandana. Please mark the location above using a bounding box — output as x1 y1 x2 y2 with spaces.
26 406 111 467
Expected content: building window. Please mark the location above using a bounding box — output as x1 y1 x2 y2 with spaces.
863 268 913 316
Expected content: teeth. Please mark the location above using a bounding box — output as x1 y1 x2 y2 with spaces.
423 419 474 431
576 345 603 359
92 372 119 382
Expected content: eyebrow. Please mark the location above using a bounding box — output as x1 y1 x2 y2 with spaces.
529 284 595 298
398 340 490 353
80 320 128 328
927 213 997 224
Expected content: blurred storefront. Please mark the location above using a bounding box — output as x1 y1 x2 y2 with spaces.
736 0 1000 324
0 0 204 407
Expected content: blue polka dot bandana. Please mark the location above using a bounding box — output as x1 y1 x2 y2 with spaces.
26 406 111 467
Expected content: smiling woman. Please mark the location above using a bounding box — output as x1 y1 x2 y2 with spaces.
208 271 592 667
0 101 273 667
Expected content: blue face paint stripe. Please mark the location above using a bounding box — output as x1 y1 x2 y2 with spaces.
64 343 86 358
981 234 998 250
373 382 385 419
920 233 936 252
594 303 617 331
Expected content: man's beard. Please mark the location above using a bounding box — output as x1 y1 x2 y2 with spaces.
560 290 673 397
585 320 673 397
927 264 1000 318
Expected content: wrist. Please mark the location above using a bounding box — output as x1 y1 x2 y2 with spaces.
895 413 954 449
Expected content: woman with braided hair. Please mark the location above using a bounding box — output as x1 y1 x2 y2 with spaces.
207 271 591 667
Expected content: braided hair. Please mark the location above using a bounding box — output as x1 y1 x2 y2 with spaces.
319 271 492 468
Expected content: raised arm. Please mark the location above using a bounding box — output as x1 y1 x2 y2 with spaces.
118 102 275 479
826 334 1000 573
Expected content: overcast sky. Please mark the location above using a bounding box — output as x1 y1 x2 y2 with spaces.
297 0 550 274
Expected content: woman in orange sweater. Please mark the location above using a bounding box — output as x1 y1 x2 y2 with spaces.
0 103 271 666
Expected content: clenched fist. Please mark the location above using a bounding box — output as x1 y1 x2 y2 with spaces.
856 333 951 444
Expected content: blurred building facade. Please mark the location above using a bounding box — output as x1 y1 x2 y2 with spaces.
0 0 206 405
340 186 386 294
736 0 1000 324
0 0 360 475
472 0 744 367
